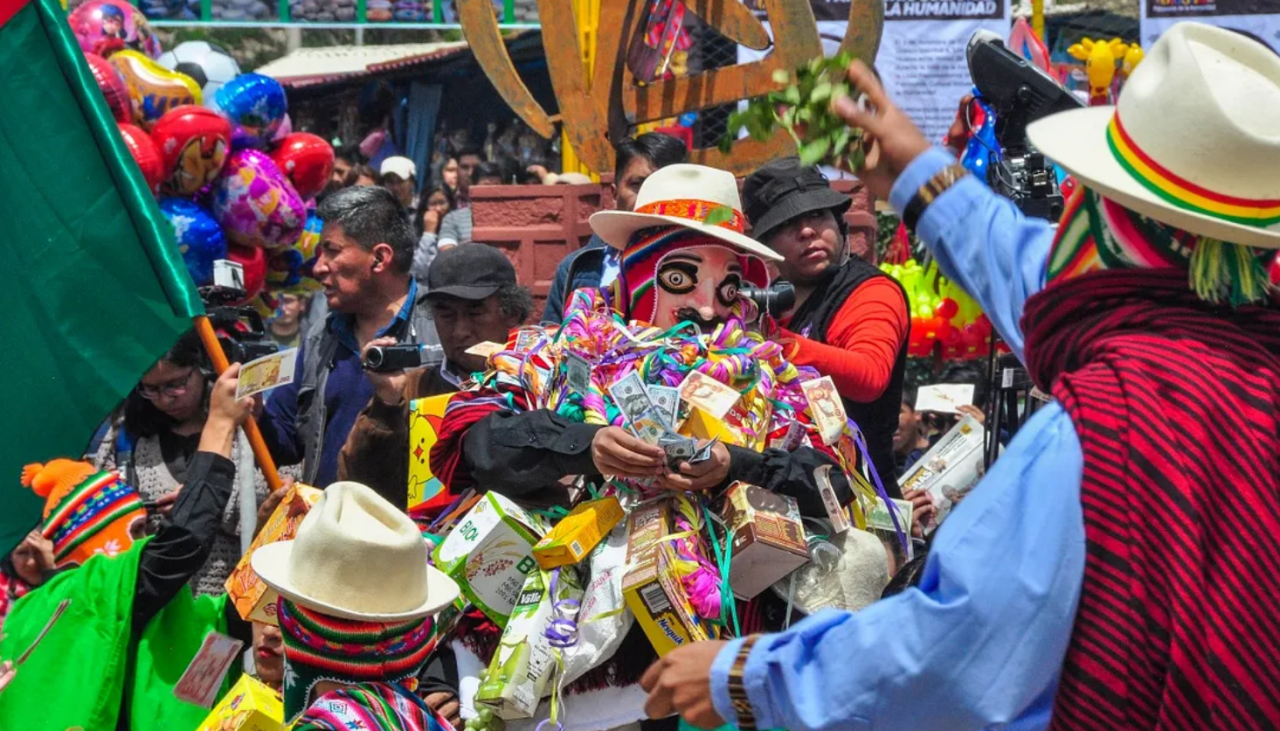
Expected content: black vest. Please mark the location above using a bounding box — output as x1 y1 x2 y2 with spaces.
787 258 908 497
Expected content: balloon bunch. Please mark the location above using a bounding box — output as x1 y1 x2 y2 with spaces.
880 226 997 361
69 8 334 310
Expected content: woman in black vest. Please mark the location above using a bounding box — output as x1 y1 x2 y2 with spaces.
742 158 910 494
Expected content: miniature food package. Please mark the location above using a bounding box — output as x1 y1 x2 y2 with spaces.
432 491 547 627
622 497 721 656
532 495 625 569
226 482 323 624
474 565 584 720
195 675 282 731
721 482 810 600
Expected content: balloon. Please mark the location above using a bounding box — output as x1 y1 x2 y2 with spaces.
118 123 163 193
270 133 334 200
266 213 324 293
935 298 959 320
272 113 294 145
225 244 267 302
212 149 307 249
151 105 232 195
109 50 201 129
85 52 131 123
213 74 287 150
158 41 241 102
69 0 162 59
158 198 227 286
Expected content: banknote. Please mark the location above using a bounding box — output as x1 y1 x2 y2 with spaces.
677 370 741 419
565 351 592 395
609 371 658 423
236 348 297 400
647 385 682 429
801 376 847 446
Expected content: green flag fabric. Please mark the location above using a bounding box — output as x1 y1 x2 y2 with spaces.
0 0 203 553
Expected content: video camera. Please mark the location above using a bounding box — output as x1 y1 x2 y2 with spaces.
740 280 797 322
966 30 1083 220
198 259 279 364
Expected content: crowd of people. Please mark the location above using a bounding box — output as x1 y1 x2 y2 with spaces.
2 19 1278 731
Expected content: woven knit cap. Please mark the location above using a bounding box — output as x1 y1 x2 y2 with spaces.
22 459 146 567
278 598 436 723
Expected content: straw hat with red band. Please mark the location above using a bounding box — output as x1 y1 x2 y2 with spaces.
1029 22 1280 249
590 163 785 262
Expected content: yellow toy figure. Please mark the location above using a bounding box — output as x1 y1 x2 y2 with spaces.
1068 37 1129 106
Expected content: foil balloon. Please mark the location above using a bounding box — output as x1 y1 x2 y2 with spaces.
270 133 334 200
118 123 163 193
266 213 323 293
109 50 201 129
272 113 293 145
159 198 227 286
212 149 307 249
69 0 162 59
225 244 267 303
85 52 132 123
151 105 232 196
213 73 288 150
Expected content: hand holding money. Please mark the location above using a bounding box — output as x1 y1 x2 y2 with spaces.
591 426 667 479
658 440 730 492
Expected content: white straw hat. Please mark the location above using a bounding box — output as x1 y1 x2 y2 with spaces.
590 163 784 262
252 482 458 622
1029 22 1280 249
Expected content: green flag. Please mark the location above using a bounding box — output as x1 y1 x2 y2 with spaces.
0 0 203 553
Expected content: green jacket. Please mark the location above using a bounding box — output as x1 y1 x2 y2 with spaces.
0 537 238 730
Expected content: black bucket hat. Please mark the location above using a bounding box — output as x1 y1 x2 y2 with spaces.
741 157 852 244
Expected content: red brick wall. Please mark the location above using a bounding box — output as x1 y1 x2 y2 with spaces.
470 178 878 311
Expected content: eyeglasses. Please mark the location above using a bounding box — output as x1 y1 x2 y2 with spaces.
136 369 195 400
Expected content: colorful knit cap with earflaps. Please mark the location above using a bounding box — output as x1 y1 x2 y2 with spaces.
1046 187 1274 306
610 226 772 324
278 597 437 724
21 459 147 568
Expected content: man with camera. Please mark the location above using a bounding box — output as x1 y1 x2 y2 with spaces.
339 245 533 509
258 186 441 488
741 157 910 492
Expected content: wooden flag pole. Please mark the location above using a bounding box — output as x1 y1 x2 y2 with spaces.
193 315 284 492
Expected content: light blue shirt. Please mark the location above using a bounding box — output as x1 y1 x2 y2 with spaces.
709 148 1087 731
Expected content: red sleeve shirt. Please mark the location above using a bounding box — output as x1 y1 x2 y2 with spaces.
780 277 909 403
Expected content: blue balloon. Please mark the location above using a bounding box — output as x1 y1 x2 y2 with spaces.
159 197 227 286
213 73 288 150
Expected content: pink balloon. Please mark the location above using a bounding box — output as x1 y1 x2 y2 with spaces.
69 0 162 59
211 149 306 249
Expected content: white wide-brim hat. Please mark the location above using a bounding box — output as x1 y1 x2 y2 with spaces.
252 482 459 622
591 163 784 262
1029 22 1280 249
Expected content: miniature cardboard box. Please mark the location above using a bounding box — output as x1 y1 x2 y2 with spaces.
226 482 323 624
408 393 455 511
432 491 547 627
622 498 721 656
532 495 625 570
721 482 809 600
195 675 282 731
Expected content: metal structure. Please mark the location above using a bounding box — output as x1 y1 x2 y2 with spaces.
458 0 886 176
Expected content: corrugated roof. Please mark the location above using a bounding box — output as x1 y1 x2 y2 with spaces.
365 29 536 74
257 42 470 87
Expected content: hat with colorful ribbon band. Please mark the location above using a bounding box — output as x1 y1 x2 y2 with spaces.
1029 22 1280 250
22 460 147 567
590 163 785 263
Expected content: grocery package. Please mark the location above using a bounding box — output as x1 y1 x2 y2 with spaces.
226 481 322 624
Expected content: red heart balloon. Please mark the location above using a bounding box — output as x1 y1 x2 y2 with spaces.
269 132 334 200
224 244 267 302
86 52 131 123
118 122 163 193
151 105 231 196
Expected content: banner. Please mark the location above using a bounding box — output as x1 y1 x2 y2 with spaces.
1141 0 1280 52
739 0 1010 151
65 0 530 28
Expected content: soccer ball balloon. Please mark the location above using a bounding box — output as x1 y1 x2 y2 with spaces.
158 41 240 104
